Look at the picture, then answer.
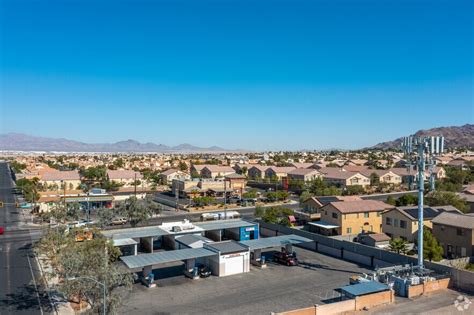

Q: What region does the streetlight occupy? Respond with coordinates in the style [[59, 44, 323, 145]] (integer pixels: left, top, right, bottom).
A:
[[67, 276, 106, 315]]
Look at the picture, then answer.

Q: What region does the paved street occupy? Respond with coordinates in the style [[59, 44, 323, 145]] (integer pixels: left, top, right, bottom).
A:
[[0, 162, 51, 315], [119, 247, 372, 315]]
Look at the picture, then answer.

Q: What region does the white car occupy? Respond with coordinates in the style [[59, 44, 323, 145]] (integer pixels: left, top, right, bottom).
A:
[[111, 217, 127, 225]]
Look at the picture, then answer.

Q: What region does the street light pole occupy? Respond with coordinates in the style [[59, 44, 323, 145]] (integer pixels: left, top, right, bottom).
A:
[[67, 276, 106, 315]]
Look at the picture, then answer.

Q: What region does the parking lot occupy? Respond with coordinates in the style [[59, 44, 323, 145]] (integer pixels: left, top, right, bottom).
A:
[[119, 247, 372, 315]]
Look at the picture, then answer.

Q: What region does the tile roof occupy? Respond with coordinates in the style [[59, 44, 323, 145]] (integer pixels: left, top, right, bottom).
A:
[[291, 162, 314, 169], [161, 168, 179, 176], [107, 170, 143, 180], [319, 168, 366, 180], [366, 233, 391, 242], [202, 165, 235, 173], [432, 212, 474, 229], [41, 170, 81, 181], [325, 200, 393, 214], [267, 166, 296, 173], [288, 168, 321, 176]]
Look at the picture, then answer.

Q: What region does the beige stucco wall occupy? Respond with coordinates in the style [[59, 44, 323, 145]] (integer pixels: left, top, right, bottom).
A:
[[321, 204, 383, 235]]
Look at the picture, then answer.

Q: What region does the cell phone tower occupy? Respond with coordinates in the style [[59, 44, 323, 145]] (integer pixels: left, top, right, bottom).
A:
[[401, 135, 444, 269]]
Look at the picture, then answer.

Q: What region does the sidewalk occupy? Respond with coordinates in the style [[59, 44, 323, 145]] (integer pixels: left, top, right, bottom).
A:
[[35, 254, 75, 315]]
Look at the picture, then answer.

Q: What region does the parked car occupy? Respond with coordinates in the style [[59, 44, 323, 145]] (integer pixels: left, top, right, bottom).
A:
[[196, 264, 211, 278], [111, 217, 127, 225], [273, 250, 298, 266], [0, 226, 4, 235]]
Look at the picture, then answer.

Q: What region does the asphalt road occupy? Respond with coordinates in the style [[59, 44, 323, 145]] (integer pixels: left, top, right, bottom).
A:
[[0, 162, 51, 315]]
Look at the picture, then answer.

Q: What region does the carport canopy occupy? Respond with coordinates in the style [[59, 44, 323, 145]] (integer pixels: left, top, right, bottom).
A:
[[121, 247, 216, 269], [308, 221, 339, 229], [239, 234, 312, 251], [113, 238, 138, 246]]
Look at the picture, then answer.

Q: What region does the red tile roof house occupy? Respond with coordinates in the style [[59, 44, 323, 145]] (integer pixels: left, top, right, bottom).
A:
[[264, 166, 296, 180], [247, 165, 270, 180], [160, 169, 191, 185], [319, 168, 371, 188], [107, 170, 144, 188], [40, 170, 82, 191], [287, 168, 321, 182], [200, 165, 235, 179]]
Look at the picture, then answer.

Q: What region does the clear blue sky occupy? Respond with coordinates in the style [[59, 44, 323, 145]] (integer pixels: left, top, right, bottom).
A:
[[0, 0, 472, 150]]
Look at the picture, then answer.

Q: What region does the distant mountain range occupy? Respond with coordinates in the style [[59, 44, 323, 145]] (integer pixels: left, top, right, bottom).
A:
[[0, 133, 234, 153], [371, 124, 474, 150]]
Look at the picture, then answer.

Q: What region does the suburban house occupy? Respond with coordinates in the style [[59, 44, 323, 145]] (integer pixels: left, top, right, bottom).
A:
[[382, 206, 462, 242], [301, 195, 362, 213], [432, 212, 474, 258], [312, 200, 394, 236], [391, 167, 418, 184], [287, 168, 321, 182], [429, 166, 447, 180], [345, 159, 368, 166], [458, 185, 474, 213], [190, 164, 206, 176], [265, 166, 296, 180], [247, 165, 270, 180], [107, 170, 144, 188], [160, 169, 190, 185], [319, 168, 370, 188], [200, 165, 235, 179], [365, 170, 402, 185], [40, 170, 81, 191], [342, 166, 402, 185], [290, 162, 314, 169]]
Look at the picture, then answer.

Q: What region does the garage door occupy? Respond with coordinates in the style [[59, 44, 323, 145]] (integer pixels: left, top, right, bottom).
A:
[[224, 255, 244, 276]]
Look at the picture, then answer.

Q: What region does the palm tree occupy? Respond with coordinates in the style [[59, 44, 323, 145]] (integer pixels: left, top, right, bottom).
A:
[[389, 238, 409, 254]]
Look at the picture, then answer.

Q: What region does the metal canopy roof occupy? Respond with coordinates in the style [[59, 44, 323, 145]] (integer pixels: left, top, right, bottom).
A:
[[195, 219, 257, 231], [121, 248, 216, 269], [340, 281, 389, 297], [102, 226, 169, 240], [239, 234, 312, 251], [113, 238, 139, 246], [308, 221, 340, 229]]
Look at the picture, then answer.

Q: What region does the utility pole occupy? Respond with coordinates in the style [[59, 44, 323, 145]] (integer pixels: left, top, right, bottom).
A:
[[175, 184, 179, 212], [134, 173, 137, 197], [224, 179, 227, 220]]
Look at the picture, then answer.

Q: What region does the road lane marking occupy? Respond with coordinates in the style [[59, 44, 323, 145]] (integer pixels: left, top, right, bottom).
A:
[[27, 253, 44, 315]]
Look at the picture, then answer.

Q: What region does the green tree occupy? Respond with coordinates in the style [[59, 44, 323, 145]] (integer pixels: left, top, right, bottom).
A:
[[10, 161, 27, 173], [119, 196, 152, 227], [386, 196, 397, 206], [425, 191, 468, 213], [242, 189, 258, 199], [299, 190, 312, 204], [97, 207, 116, 227], [423, 228, 443, 262], [396, 194, 418, 206], [344, 185, 365, 196], [178, 161, 188, 172], [261, 206, 294, 226], [254, 205, 265, 218], [389, 238, 409, 254], [369, 173, 380, 186], [56, 230, 133, 313]]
